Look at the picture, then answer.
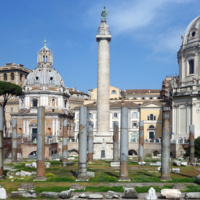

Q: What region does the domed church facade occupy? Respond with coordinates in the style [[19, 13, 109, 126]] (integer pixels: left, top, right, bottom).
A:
[[171, 16, 200, 139], [11, 42, 73, 156]]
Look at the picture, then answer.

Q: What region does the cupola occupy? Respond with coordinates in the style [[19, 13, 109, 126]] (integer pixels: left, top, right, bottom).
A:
[[37, 40, 53, 68]]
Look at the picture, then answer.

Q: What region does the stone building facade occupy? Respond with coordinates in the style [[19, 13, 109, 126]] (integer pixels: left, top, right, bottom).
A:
[[68, 88, 90, 109], [171, 16, 200, 140], [74, 99, 164, 159], [88, 86, 121, 101], [11, 42, 73, 157], [0, 63, 32, 136]]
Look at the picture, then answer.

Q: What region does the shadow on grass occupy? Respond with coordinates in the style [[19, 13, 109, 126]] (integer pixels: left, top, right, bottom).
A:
[[177, 172, 195, 178], [137, 171, 159, 178], [70, 170, 78, 177], [104, 171, 119, 178]]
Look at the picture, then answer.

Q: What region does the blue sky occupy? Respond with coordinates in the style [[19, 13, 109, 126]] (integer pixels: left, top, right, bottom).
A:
[[0, 0, 200, 93]]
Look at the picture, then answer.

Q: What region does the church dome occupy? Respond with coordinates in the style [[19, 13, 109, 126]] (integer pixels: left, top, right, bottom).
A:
[[25, 67, 65, 87], [24, 41, 65, 88], [182, 16, 200, 46]]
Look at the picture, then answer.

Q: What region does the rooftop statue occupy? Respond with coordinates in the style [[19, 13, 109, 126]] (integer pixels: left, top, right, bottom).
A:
[[101, 7, 108, 21]]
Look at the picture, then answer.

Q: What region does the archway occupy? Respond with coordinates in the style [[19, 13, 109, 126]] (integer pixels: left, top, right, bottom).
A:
[[153, 150, 159, 156], [128, 149, 137, 156], [68, 149, 79, 156], [28, 151, 37, 159]]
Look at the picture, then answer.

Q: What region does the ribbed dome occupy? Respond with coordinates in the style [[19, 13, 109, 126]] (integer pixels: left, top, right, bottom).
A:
[[24, 41, 65, 88], [182, 16, 200, 46], [24, 67, 65, 87]]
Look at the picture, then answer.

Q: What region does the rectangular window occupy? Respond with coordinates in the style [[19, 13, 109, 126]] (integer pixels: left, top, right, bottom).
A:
[[32, 128, 37, 142], [132, 122, 138, 129], [149, 132, 154, 139], [189, 60, 194, 74], [101, 150, 105, 158], [10, 108, 13, 113], [113, 112, 118, 118], [132, 112, 138, 119], [88, 113, 93, 119], [89, 122, 93, 127], [33, 99, 38, 107], [111, 90, 116, 94]]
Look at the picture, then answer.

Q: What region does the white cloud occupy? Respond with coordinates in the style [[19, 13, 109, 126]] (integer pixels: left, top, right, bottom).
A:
[[109, 0, 166, 34], [153, 28, 184, 52], [87, 0, 193, 35], [86, 0, 193, 53]]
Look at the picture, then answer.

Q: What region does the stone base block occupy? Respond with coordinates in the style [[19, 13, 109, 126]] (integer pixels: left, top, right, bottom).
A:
[[118, 176, 130, 182], [34, 177, 47, 181], [11, 190, 37, 198], [124, 187, 138, 199], [160, 176, 172, 181], [86, 193, 103, 199], [93, 142, 113, 160], [76, 176, 88, 182], [41, 192, 59, 198], [161, 189, 181, 199], [110, 162, 120, 167], [185, 192, 200, 199], [70, 184, 86, 191]]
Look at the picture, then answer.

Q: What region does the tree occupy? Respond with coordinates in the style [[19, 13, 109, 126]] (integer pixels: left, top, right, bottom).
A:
[[0, 81, 22, 135], [184, 137, 200, 158]]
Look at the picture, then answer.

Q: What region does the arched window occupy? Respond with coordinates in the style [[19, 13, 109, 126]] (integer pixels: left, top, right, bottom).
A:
[[47, 127, 51, 135], [148, 114, 156, 121], [189, 60, 194, 74], [11, 73, 14, 80], [52, 98, 55, 107], [3, 73, 7, 81], [18, 128, 22, 134], [149, 125, 155, 129]]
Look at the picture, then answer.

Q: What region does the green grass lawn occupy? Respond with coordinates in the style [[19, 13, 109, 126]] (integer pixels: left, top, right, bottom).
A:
[[1, 158, 199, 195]]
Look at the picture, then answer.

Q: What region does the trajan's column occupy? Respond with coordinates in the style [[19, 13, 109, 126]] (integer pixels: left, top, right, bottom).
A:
[[94, 7, 112, 159]]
